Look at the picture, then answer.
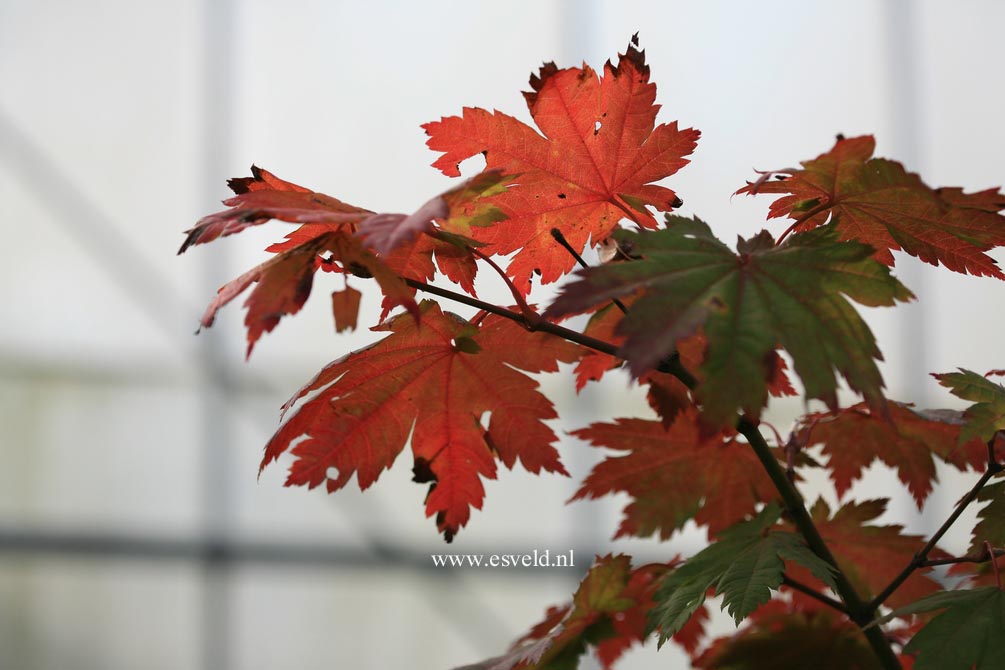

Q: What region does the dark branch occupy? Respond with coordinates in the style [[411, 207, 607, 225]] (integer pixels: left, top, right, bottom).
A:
[[921, 547, 1005, 568], [549, 228, 629, 315], [867, 458, 999, 612], [782, 574, 849, 615], [405, 279, 620, 357], [406, 270, 897, 668]]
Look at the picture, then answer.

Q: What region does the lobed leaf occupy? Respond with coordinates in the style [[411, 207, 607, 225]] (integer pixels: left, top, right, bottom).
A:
[[797, 402, 988, 509], [545, 217, 913, 426], [260, 302, 578, 541], [880, 587, 1005, 670], [934, 368, 1005, 444], [455, 555, 698, 670], [424, 35, 700, 293], [572, 411, 776, 540], [737, 135, 1005, 279], [649, 505, 836, 646]]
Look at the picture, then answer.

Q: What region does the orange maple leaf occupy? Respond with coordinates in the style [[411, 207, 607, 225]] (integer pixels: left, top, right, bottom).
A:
[[423, 35, 700, 292], [259, 302, 578, 541]]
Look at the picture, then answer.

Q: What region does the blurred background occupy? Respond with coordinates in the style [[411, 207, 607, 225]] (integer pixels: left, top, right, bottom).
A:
[[1, 1, 1003, 668]]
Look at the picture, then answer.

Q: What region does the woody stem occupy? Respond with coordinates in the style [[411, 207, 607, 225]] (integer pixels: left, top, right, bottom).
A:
[[868, 453, 1002, 611], [403, 274, 899, 669]]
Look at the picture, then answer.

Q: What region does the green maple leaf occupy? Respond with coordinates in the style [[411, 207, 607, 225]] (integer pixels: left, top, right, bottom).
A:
[[971, 481, 1005, 554], [933, 369, 1005, 444], [648, 504, 836, 646], [544, 216, 913, 426], [879, 587, 1005, 670]]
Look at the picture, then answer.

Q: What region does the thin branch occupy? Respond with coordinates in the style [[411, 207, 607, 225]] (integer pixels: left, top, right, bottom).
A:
[[404, 278, 619, 356], [922, 547, 1005, 568], [548, 228, 629, 315], [404, 277, 696, 385], [406, 269, 897, 667], [782, 574, 849, 615], [868, 461, 999, 611], [988, 436, 1002, 471]]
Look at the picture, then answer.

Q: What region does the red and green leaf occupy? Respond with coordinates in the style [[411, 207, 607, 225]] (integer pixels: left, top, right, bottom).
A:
[[545, 217, 913, 426], [457, 555, 704, 670], [737, 135, 1005, 279]]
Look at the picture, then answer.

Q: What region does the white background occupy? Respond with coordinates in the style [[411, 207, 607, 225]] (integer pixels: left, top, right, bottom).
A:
[[1, 1, 1003, 668]]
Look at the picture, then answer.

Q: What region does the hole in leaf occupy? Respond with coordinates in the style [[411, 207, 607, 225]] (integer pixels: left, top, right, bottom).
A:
[[594, 120, 602, 135]]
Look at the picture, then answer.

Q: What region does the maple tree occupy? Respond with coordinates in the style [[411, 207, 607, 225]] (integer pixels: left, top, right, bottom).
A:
[[180, 35, 1005, 670]]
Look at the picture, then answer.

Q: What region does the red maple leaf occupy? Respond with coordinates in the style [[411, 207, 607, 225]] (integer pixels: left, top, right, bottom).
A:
[[423, 35, 700, 292], [330, 284, 362, 333], [694, 601, 915, 670], [182, 166, 515, 353], [260, 302, 577, 541], [797, 402, 988, 509], [198, 226, 415, 357], [572, 411, 777, 540], [178, 165, 372, 253], [737, 135, 1005, 278], [788, 499, 946, 610], [458, 555, 705, 670]]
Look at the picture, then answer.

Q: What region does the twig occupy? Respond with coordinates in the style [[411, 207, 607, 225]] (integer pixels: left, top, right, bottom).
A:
[[867, 459, 999, 612], [403, 277, 696, 385], [549, 228, 628, 315], [921, 547, 1005, 567], [404, 278, 618, 357], [405, 271, 897, 668], [782, 574, 849, 615]]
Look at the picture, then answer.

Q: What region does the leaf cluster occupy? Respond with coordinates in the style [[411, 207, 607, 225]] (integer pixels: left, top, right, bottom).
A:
[[180, 34, 1005, 670]]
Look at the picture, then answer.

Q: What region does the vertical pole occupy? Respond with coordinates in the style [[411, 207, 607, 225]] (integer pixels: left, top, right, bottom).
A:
[[882, 0, 928, 406], [200, 1, 235, 669], [882, 0, 940, 534]]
